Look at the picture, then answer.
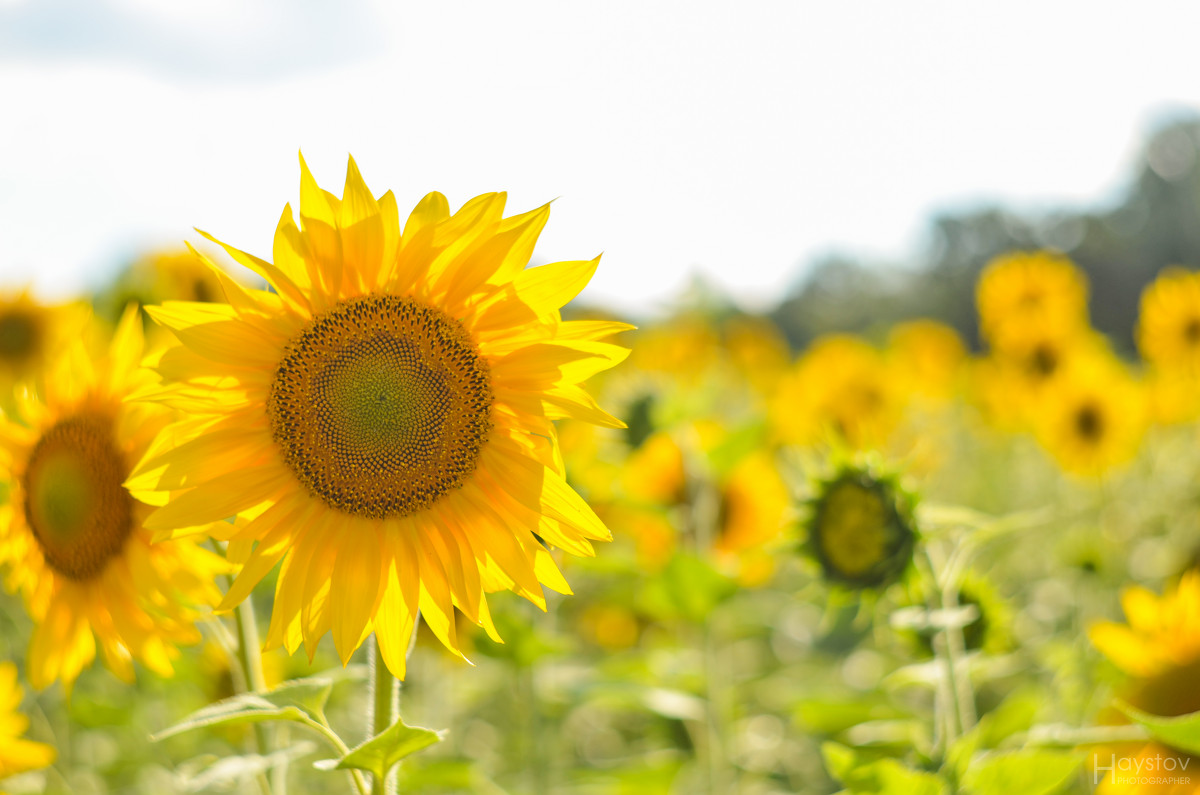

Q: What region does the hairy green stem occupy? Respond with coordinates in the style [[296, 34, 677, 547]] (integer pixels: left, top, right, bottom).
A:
[[207, 536, 274, 795], [370, 636, 400, 795], [915, 547, 960, 755]]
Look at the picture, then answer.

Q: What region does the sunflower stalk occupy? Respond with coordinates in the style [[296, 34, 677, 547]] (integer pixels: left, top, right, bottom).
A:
[[232, 594, 277, 794], [369, 636, 400, 795], [212, 539, 275, 795], [918, 542, 977, 755], [680, 429, 731, 795]]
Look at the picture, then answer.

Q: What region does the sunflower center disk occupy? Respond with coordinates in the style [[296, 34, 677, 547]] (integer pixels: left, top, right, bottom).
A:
[[23, 414, 134, 581], [0, 310, 37, 363], [818, 482, 888, 578], [268, 295, 494, 519]]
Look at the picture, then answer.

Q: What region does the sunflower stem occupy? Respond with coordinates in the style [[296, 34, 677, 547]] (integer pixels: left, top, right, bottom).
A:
[[915, 545, 958, 756], [370, 634, 400, 795], [225, 569, 274, 795], [234, 598, 273, 795]]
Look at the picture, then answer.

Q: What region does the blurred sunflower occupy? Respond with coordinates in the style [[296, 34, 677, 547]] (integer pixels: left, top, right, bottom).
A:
[[130, 156, 628, 678], [770, 335, 904, 450], [976, 250, 1089, 348], [713, 451, 790, 587], [1089, 572, 1200, 794], [95, 250, 239, 326], [0, 291, 87, 399], [0, 662, 55, 781], [630, 315, 719, 382], [621, 431, 687, 505], [722, 316, 790, 393], [806, 466, 916, 591], [0, 308, 226, 690], [1033, 354, 1146, 477], [1138, 267, 1200, 372], [970, 323, 1101, 430], [886, 319, 966, 403]]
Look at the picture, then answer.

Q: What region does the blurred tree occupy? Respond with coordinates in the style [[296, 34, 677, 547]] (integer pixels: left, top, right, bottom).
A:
[[772, 116, 1200, 354]]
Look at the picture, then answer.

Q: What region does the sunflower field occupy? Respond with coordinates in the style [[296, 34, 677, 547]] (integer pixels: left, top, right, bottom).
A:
[[6, 135, 1200, 795]]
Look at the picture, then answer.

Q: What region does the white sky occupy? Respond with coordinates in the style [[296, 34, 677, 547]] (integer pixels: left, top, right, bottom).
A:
[[1, 0, 1199, 314]]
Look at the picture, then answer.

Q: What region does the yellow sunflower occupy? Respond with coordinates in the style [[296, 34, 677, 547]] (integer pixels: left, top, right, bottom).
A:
[[770, 335, 904, 450], [1139, 267, 1200, 371], [0, 291, 87, 400], [713, 451, 790, 586], [1089, 572, 1200, 794], [0, 308, 227, 690], [969, 321, 1102, 430], [1033, 353, 1146, 477], [129, 156, 629, 678], [95, 249, 241, 326], [0, 662, 55, 782], [630, 315, 720, 382], [722, 316, 790, 393], [976, 250, 1089, 349], [621, 431, 687, 505], [886, 319, 965, 402]]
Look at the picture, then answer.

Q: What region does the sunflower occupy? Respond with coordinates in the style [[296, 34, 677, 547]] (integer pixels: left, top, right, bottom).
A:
[[1033, 353, 1146, 477], [1138, 267, 1200, 372], [621, 431, 687, 505], [722, 316, 790, 393], [0, 662, 55, 782], [0, 308, 227, 690], [806, 466, 916, 590], [713, 450, 790, 586], [1089, 572, 1200, 794], [886, 319, 966, 403], [129, 156, 629, 677], [976, 250, 1089, 349], [95, 249, 240, 327], [969, 321, 1102, 430], [770, 335, 904, 450], [0, 291, 88, 400], [629, 315, 720, 382]]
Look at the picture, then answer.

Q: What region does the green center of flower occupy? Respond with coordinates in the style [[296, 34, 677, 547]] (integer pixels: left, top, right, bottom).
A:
[[0, 310, 38, 363], [813, 474, 914, 589], [23, 414, 134, 581], [268, 295, 493, 519], [818, 482, 888, 578]]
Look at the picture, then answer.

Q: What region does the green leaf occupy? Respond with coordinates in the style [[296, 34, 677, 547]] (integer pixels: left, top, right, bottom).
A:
[[705, 421, 767, 477], [152, 693, 308, 742], [797, 698, 906, 734], [821, 742, 858, 783], [260, 676, 334, 719], [1118, 702, 1200, 755], [176, 743, 316, 792], [661, 553, 736, 623], [333, 717, 444, 782], [397, 759, 513, 794], [821, 743, 943, 794], [960, 750, 1081, 795]]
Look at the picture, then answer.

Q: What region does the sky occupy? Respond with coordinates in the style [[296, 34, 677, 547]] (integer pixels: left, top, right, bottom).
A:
[[2, 0, 1199, 314]]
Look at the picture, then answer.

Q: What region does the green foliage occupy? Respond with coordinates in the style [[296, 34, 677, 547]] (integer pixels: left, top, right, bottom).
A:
[[324, 717, 443, 783], [822, 742, 945, 794], [959, 750, 1081, 795], [1118, 702, 1200, 755], [174, 743, 317, 792], [640, 552, 736, 623], [152, 693, 313, 742]]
